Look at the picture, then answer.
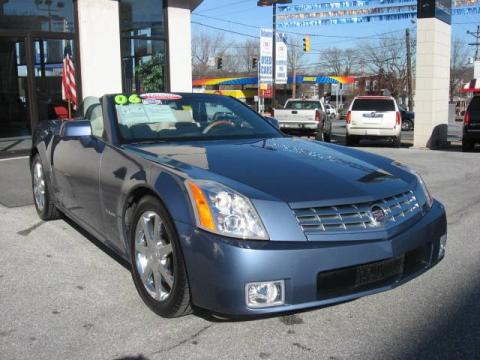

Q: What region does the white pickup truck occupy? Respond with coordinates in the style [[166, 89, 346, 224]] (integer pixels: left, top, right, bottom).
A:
[[273, 99, 331, 141]]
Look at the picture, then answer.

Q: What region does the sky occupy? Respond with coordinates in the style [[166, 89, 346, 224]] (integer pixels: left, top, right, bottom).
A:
[[192, 0, 480, 61]]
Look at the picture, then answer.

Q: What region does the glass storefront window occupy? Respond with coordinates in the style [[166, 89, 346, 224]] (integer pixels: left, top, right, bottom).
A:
[[120, 0, 166, 93], [0, 0, 75, 33], [120, 0, 165, 38]]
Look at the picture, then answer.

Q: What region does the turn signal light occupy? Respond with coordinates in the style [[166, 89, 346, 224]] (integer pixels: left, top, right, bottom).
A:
[[346, 111, 352, 124], [315, 110, 321, 122], [396, 111, 401, 126], [187, 181, 215, 231], [464, 111, 471, 125]]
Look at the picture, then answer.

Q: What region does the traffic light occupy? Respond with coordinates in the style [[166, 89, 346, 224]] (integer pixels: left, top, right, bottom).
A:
[[252, 57, 258, 70], [216, 57, 223, 70], [303, 36, 311, 53]]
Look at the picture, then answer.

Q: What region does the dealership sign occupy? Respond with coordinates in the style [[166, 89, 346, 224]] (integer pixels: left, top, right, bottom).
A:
[[259, 29, 288, 85]]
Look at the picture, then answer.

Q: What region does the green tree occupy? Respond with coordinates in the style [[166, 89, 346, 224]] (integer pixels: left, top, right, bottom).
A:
[[136, 55, 165, 92]]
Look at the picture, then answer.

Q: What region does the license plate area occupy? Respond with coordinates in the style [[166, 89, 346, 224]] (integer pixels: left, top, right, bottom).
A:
[[317, 255, 406, 300], [355, 256, 404, 287]]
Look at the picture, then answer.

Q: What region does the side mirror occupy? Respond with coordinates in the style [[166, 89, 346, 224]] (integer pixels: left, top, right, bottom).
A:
[[60, 119, 92, 138], [265, 116, 280, 129]]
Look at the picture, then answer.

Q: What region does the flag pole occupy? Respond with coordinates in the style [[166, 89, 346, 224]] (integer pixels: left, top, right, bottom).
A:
[[68, 98, 72, 120]]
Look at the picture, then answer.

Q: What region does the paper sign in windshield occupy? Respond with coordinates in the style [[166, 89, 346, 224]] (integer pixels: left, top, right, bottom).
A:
[[116, 104, 177, 125]]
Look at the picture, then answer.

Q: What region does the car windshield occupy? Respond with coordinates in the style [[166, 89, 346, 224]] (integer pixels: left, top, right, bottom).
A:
[[284, 101, 321, 110], [113, 93, 282, 143], [352, 99, 395, 112]]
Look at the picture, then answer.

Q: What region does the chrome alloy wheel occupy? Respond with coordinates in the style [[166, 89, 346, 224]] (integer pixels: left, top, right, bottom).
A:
[[134, 211, 174, 301], [33, 161, 46, 211]]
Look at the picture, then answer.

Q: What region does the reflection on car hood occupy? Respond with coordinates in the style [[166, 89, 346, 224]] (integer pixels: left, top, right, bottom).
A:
[[125, 137, 414, 204]]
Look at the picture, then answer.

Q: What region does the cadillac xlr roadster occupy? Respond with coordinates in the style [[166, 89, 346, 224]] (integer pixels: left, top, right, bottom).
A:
[[30, 93, 447, 317]]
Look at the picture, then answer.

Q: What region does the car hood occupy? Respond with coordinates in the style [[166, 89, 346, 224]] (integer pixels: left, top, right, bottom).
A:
[[125, 137, 415, 205]]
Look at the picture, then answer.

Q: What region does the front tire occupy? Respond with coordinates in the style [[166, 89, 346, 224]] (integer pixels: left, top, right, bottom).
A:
[[31, 154, 60, 220], [129, 195, 192, 318], [401, 119, 413, 131], [462, 138, 474, 152]]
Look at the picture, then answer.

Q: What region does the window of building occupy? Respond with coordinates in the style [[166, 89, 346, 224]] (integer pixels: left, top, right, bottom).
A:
[[0, 0, 75, 33], [120, 0, 167, 93]]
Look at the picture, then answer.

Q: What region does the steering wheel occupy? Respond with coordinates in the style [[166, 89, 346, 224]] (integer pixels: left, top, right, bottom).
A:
[[202, 120, 235, 134]]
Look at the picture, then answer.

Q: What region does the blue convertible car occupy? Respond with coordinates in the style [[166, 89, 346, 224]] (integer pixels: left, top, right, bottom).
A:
[[31, 93, 447, 317]]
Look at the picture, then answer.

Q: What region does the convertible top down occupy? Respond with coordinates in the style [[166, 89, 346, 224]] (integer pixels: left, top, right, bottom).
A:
[[31, 93, 447, 317]]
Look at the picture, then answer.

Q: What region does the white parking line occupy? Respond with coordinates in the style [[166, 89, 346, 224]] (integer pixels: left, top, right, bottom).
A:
[[0, 156, 29, 162]]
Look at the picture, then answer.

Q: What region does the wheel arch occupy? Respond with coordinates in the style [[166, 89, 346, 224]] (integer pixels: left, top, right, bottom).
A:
[[121, 178, 194, 256]]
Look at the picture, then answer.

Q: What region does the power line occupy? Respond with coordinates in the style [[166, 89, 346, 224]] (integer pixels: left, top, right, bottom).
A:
[[193, 13, 404, 40], [467, 24, 480, 60], [191, 21, 259, 39], [195, 0, 252, 14], [191, 21, 408, 55]]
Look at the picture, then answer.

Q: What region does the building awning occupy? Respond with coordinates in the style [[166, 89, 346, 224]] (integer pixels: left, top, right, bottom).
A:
[[461, 78, 480, 93], [193, 75, 355, 87]]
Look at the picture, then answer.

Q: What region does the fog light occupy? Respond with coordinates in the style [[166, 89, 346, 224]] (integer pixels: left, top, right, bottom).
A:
[[246, 280, 285, 308], [439, 233, 447, 259]]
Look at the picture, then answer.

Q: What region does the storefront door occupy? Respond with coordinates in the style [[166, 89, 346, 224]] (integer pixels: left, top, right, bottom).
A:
[[0, 33, 76, 156], [0, 36, 32, 153]]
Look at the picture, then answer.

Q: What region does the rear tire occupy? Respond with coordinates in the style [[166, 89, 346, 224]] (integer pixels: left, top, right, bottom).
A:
[[129, 195, 192, 318], [31, 154, 60, 221], [323, 131, 331, 143], [315, 130, 324, 141], [393, 135, 401, 148], [462, 138, 474, 152], [345, 135, 359, 146]]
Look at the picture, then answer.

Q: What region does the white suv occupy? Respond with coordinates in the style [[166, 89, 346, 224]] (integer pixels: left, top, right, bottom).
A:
[[345, 96, 402, 147]]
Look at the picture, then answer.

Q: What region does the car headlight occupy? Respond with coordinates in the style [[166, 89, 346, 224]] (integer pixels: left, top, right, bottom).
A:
[[186, 180, 269, 240], [392, 161, 433, 209]]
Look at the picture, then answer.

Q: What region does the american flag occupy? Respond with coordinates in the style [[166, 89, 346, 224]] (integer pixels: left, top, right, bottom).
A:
[[62, 44, 77, 111]]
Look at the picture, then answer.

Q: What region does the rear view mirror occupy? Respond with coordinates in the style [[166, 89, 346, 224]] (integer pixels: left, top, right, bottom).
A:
[[60, 119, 92, 138]]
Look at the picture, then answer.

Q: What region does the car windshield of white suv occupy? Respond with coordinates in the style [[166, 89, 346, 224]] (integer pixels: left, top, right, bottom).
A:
[[352, 99, 395, 112], [114, 93, 282, 143]]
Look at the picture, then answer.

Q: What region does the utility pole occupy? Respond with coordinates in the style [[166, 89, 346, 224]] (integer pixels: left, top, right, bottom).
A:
[[467, 25, 480, 78], [272, 2, 277, 109], [406, 28, 414, 112], [292, 44, 297, 98]]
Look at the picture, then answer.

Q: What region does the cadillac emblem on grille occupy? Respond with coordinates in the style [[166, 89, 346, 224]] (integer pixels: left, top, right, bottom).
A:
[[370, 205, 387, 225]]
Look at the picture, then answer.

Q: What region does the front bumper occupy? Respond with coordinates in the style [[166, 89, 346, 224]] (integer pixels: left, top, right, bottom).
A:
[[176, 200, 446, 316], [463, 128, 480, 140]]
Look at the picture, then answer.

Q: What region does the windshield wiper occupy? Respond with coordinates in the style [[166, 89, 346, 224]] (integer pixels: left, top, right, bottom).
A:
[[129, 139, 168, 145]]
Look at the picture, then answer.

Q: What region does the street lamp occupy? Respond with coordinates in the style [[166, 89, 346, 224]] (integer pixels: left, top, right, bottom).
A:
[[257, 0, 291, 110]]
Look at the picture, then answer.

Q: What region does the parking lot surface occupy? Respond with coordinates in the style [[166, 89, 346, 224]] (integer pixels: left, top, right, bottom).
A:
[[0, 140, 479, 359]]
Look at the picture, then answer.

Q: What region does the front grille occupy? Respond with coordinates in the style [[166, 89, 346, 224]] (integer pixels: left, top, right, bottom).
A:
[[294, 190, 420, 234]]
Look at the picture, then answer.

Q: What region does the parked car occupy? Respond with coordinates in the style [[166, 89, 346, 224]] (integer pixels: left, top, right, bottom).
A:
[[273, 99, 331, 141], [462, 94, 480, 152], [31, 93, 447, 318], [346, 96, 402, 147], [325, 103, 337, 119], [398, 104, 415, 131]]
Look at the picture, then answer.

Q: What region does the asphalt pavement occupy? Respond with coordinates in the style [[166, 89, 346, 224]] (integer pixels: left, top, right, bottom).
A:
[[0, 132, 479, 360]]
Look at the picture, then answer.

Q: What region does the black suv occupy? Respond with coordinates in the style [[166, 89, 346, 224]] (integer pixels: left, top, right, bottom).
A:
[[463, 95, 480, 152]]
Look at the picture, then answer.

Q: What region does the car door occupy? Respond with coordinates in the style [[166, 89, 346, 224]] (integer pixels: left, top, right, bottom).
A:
[[52, 103, 106, 234]]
